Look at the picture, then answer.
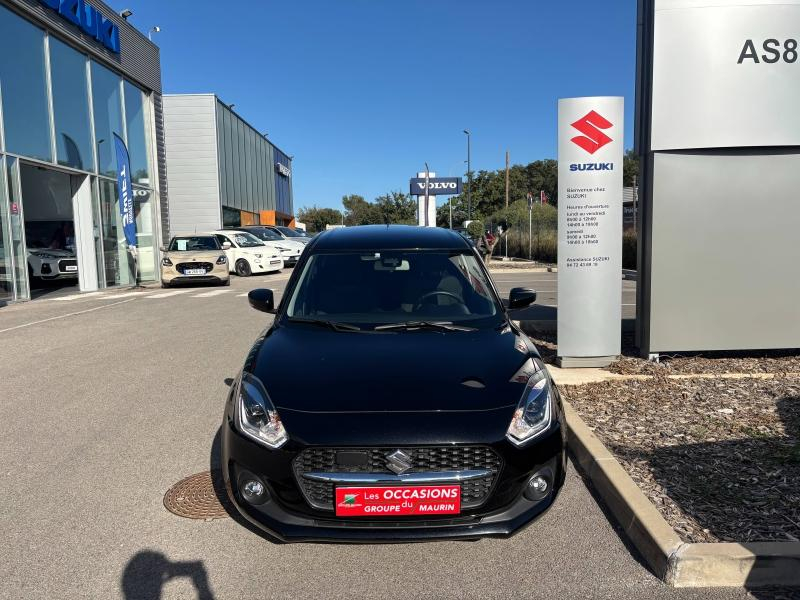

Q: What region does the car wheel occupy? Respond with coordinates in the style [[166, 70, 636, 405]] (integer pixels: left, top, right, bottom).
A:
[[235, 259, 252, 277], [161, 281, 170, 288]]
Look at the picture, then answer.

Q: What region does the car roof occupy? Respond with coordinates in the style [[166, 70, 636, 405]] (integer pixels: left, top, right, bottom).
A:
[[172, 233, 216, 238], [312, 225, 471, 251]]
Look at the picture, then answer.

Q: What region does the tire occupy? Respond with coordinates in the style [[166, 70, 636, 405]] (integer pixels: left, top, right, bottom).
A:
[[235, 259, 252, 277], [161, 281, 170, 288]]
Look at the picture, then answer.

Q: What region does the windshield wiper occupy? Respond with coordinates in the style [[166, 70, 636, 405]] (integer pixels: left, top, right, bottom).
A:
[[373, 321, 477, 332], [288, 317, 361, 332]]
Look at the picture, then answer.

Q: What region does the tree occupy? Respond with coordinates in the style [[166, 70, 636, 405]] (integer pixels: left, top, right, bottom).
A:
[[297, 205, 342, 233], [342, 194, 378, 226], [623, 149, 639, 188]]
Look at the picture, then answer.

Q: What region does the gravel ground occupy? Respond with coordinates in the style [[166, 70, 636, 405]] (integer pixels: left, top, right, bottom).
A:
[[564, 377, 800, 543]]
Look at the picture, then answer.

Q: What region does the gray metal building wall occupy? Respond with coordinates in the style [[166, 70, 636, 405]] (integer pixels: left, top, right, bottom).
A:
[[163, 95, 221, 234], [215, 99, 279, 216], [635, 0, 800, 354], [2, 0, 169, 239]]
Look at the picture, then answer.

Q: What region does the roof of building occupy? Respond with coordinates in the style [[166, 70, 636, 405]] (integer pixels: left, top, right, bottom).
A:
[[311, 225, 471, 251]]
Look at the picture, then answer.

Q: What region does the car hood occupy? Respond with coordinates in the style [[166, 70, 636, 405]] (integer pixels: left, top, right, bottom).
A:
[[237, 246, 279, 258], [164, 250, 222, 261], [28, 248, 74, 258], [249, 324, 538, 413], [272, 240, 304, 252]]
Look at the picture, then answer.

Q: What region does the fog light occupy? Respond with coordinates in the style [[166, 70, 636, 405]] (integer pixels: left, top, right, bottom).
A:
[[241, 479, 268, 504], [524, 471, 552, 502]]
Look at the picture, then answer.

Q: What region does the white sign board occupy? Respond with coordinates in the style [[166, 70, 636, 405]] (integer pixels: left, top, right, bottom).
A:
[[557, 97, 623, 366], [652, 0, 800, 150]]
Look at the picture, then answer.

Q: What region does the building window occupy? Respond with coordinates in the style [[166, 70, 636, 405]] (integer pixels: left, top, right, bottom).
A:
[[50, 37, 93, 171], [0, 5, 52, 161], [124, 81, 151, 186], [90, 61, 123, 178], [222, 205, 240, 228]]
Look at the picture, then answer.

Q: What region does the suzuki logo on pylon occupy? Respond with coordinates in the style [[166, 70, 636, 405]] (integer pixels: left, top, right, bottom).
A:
[[570, 110, 613, 154]]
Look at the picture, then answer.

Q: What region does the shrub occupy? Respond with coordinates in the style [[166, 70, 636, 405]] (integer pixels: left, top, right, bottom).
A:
[[622, 229, 637, 270]]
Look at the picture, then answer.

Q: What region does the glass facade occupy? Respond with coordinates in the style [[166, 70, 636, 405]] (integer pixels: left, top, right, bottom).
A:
[[0, 5, 159, 301], [124, 81, 150, 186], [91, 61, 123, 179], [50, 37, 94, 171], [0, 5, 51, 162]]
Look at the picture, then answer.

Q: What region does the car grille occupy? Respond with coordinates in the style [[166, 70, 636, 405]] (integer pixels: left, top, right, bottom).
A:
[[293, 446, 502, 512], [58, 259, 78, 272], [176, 262, 213, 274]]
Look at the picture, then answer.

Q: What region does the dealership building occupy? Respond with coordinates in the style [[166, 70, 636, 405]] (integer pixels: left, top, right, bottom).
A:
[[0, 0, 167, 302], [163, 94, 294, 235]]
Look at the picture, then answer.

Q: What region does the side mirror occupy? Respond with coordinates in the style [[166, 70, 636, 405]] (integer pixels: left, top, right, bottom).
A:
[[159, 246, 166, 253], [508, 287, 537, 309], [222, 242, 232, 250], [248, 288, 276, 314]]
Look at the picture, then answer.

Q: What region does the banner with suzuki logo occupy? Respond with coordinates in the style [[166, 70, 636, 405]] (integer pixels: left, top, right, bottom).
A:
[[557, 97, 623, 366]]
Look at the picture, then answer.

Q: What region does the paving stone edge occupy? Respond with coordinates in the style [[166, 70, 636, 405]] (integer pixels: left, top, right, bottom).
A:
[[563, 400, 800, 588]]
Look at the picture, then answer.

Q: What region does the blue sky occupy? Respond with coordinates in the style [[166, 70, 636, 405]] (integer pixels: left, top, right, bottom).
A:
[[123, 0, 637, 211]]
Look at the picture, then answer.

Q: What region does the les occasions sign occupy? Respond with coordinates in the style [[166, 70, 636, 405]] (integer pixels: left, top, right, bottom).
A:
[[38, 0, 120, 53]]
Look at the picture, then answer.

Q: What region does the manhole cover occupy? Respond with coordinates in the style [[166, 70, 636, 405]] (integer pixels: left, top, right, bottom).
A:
[[164, 471, 232, 520]]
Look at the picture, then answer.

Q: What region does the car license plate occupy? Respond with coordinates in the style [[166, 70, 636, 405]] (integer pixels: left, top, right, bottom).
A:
[[65, 265, 78, 272], [335, 485, 460, 517], [185, 268, 205, 275]]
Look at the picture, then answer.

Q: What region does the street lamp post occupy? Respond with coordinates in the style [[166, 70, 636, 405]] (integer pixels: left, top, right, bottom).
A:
[[463, 130, 472, 221]]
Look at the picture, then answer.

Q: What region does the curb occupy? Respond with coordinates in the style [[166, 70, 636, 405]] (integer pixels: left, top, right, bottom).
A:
[[563, 401, 800, 588]]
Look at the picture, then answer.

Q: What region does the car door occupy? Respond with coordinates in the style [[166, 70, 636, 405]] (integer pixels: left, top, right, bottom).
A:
[[214, 234, 237, 272]]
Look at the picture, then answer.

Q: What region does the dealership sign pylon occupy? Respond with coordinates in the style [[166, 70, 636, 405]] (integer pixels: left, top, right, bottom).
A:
[[556, 97, 623, 367]]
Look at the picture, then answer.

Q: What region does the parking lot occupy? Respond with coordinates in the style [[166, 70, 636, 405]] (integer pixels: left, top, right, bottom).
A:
[[0, 271, 752, 599]]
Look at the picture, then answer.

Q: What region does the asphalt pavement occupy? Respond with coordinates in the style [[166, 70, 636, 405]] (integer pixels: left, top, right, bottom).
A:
[[0, 270, 762, 599]]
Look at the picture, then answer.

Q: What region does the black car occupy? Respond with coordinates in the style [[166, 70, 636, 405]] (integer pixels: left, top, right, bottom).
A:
[[221, 225, 566, 542]]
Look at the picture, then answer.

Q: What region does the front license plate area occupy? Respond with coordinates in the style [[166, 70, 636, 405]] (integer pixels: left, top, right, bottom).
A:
[[64, 266, 78, 272], [184, 268, 205, 275], [335, 485, 461, 517]]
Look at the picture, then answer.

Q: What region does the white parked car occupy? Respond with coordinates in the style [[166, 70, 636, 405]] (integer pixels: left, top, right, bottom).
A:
[[27, 244, 79, 280], [230, 226, 305, 266], [212, 231, 284, 277], [271, 225, 312, 245]]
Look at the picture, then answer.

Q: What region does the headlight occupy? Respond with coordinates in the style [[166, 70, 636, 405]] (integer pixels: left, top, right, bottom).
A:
[[275, 245, 290, 252], [254, 253, 262, 259], [506, 359, 553, 446], [161, 257, 173, 266], [216, 255, 227, 265], [235, 372, 288, 449]]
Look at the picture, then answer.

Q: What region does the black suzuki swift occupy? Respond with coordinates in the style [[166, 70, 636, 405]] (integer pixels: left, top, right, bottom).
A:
[[221, 225, 566, 541]]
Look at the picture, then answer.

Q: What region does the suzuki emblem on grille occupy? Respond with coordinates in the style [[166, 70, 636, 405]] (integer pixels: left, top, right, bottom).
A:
[[385, 449, 413, 475]]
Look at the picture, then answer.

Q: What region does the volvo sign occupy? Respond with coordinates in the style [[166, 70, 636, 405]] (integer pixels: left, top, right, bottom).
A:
[[409, 177, 462, 196]]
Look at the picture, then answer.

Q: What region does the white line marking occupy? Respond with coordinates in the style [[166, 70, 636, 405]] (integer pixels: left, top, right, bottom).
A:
[[237, 293, 249, 297], [145, 290, 191, 299], [0, 298, 137, 334], [100, 291, 145, 299], [53, 291, 108, 301], [191, 289, 231, 298]]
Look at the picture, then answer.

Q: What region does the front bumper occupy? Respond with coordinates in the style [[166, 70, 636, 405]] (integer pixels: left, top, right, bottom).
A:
[[161, 263, 229, 285], [221, 408, 566, 542]]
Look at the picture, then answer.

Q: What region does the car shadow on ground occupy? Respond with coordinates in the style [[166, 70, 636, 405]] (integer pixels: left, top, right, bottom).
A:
[[120, 551, 215, 600], [639, 396, 799, 596]]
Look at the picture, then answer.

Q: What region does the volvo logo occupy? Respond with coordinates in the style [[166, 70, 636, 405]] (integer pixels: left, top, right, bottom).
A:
[[570, 110, 613, 155], [385, 449, 413, 475]]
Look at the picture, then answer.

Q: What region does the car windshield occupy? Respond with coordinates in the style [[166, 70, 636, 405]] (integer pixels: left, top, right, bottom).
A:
[[230, 232, 265, 248], [285, 251, 501, 328], [169, 236, 220, 251], [250, 228, 283, 241], [276, 226, 302, 238]]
